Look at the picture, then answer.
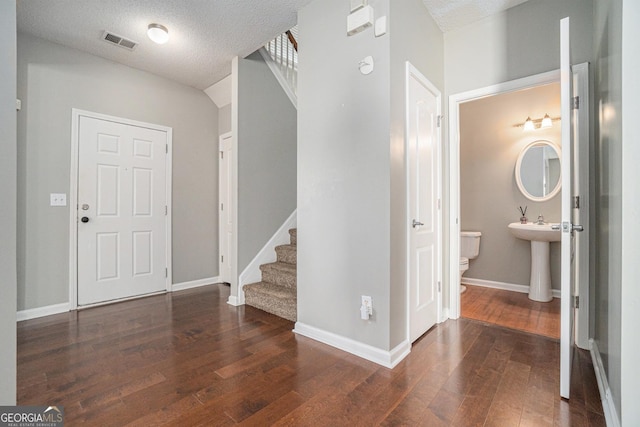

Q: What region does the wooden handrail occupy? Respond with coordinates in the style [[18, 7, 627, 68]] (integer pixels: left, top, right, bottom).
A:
[[285, 30, 298, 52]]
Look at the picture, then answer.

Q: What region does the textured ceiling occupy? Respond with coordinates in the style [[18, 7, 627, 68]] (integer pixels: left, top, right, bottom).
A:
[[422, 0, 530, 33], [17, 0, 314, 90], [17, 0, 528, 90]]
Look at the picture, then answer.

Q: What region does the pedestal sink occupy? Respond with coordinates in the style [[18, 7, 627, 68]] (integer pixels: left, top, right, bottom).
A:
[[508, 222, 561, 302]]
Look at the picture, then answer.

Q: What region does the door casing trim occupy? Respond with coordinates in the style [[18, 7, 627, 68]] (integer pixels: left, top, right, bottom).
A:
[[69, 109, 173, 310]]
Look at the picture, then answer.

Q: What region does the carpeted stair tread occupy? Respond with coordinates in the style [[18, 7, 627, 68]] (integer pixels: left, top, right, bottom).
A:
[[244, 281, 296, 322], [289, 228, 297, 246], [260, 262, 296, 289], [275, 244, 296, 265]]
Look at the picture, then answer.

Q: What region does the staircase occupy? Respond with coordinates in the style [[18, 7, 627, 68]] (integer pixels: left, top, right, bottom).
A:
[[243, 228, 297, 321]]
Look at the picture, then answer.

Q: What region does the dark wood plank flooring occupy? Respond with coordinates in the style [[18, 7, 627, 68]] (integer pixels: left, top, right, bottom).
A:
[[17, 285, 603, 426], [461, 285, 561, 339]]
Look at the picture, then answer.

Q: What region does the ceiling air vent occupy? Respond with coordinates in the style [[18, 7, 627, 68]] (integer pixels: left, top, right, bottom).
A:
[[101, 31, 138, 51]]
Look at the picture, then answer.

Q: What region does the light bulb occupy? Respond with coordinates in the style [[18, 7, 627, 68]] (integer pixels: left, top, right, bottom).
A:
[[541, 114, 552, 128]]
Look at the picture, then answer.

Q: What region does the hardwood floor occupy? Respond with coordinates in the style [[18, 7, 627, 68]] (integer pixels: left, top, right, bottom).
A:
[[17, 285, 603, 426], [461, 285, 561, 339]]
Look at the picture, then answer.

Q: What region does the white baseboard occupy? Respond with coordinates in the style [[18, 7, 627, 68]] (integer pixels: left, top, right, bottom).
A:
[[238, 210, 296, 305], [462, 277, 561, 299], [590, 339, 620, 427], [293, 322, 411, 369], [227, 295, 241, 306], [172, 276, 220, 292], [17, 302, 70, 322]]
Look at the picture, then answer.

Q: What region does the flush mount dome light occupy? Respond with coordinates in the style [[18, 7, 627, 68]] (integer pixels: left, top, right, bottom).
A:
[[147, 23, 169, 44]]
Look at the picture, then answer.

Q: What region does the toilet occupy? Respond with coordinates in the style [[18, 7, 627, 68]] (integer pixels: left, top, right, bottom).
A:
[[460, 231, 482, 293]]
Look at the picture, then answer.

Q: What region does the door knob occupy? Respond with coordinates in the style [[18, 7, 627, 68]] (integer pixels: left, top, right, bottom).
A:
[[412, 219, 424, 228], [81, 216, 90, 223]]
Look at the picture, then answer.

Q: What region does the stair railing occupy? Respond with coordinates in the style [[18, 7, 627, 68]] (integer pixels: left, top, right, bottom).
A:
[[261, 27, 298, 104]]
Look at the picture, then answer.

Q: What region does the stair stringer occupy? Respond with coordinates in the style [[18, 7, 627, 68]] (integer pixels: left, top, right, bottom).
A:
[[238, 209, 297, 305], [258, 47, 297, 109]]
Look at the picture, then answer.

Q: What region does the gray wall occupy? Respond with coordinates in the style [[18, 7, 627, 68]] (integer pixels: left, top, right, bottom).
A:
[[444, 0, 594, 96], [460, 83, 562, 289], [620, 1, 640, 422], [593, 0, 622, 418], [237, 52, 297, 272], [388, 0, 444, 348], [17, 33, 219, 310], [298, 0, 393, 350], [0, 0, 17, 405]]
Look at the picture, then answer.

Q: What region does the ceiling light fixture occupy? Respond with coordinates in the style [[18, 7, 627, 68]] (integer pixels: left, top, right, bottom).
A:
[[147, 23, 169, 44]]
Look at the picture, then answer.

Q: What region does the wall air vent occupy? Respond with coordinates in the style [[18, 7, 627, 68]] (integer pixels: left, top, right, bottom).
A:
[[101, 31, 138, 51]]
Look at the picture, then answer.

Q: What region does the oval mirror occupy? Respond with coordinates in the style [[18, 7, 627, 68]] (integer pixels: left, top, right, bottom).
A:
[[515, 140, 561, 201]]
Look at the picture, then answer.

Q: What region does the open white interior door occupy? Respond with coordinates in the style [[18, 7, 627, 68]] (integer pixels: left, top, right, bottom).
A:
[[559, 16, 582, 399], [407, 62, 442, 342]]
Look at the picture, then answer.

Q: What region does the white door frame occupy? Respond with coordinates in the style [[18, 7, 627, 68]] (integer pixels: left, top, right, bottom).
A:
[[405, 62, 443, 343], [218, 131, 234, 285], [447, 66, 590, 338], [68, 109, 173, 310]]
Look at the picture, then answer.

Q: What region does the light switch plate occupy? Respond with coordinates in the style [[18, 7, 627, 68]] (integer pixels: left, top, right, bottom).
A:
[[375, 16, 387, 37], [50, 193, 67, 207]]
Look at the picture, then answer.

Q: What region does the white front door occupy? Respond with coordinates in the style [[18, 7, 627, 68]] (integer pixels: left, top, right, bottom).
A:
[[77, 114, 169, 306], [559, 17, 582, 399], [407, 63, 442, 343], [218, 132, 234, 284]]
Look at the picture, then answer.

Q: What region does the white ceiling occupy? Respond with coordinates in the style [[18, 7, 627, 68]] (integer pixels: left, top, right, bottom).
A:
[[17, 0, 528, 91], [422, 0, 530, 32]]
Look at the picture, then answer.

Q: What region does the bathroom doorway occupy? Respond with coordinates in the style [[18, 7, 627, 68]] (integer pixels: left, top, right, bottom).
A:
[[447, 66, 590, 343], [460, 82, 561, 338]]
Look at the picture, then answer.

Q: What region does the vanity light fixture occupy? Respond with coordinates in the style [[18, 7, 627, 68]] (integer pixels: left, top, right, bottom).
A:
[[523, 116, 535, 132], [516, 114, 561, 131], [147, 23, 169, 44]]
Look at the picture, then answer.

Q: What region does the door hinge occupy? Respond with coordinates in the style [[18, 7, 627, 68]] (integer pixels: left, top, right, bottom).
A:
[[572, 96, 580, 110], [437, 198, 441, 210], [165, 267, 168, 278], [438, 281, 441, 292], [220, 203, 224, 211], [165, 205, 168, 215], [220, 151, 224, 159], [221, 255, 224, 263], [573, 196, 580, 209], [166, 144, 168, 154], [573, 295, 579, 309], [437, 115, 443, 128]]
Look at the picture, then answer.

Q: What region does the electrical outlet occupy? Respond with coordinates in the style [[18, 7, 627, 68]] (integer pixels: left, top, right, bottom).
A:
[[50, 193, 67, 207], [361, 295, 372, 315]]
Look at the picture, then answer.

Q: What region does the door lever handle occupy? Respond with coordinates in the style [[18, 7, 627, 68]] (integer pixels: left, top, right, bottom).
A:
[[551, 223, 584, 232], [412, 219, 424, 228]]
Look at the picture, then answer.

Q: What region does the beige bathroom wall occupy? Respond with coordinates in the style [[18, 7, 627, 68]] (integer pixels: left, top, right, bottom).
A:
[[460, 83, 562, 290]]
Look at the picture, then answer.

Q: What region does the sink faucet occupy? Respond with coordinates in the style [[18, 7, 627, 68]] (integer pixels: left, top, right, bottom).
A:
[[537, 214, 545, 225]]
